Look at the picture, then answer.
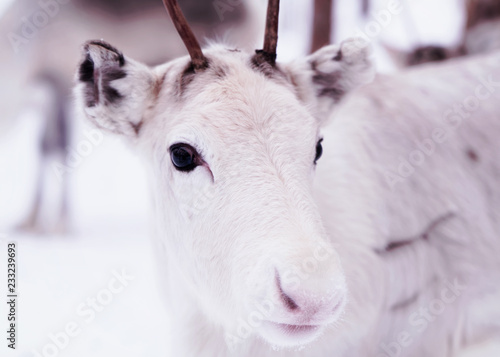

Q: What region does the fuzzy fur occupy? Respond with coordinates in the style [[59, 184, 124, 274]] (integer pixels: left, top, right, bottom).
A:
[[74, 38, 500, 357]]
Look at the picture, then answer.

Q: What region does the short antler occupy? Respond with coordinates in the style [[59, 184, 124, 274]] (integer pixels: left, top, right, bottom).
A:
[[162, 0, 208, 71], [257, 0, 280, 65]]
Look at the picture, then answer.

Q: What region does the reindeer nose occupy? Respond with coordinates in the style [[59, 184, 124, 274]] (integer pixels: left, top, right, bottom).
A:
[[274, 268, 346, 317], [277, 274, 300, 311]]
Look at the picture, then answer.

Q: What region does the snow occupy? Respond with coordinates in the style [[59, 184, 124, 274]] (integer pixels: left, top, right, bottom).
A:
[[0, 233, 171, 357], [0, 114, 170, 356]]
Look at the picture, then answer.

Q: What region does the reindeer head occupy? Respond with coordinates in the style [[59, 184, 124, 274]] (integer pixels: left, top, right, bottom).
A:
[[74, 0, 374, 349]]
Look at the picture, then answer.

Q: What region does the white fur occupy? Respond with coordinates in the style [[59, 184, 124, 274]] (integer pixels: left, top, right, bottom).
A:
[[75, 38, 500, 356]]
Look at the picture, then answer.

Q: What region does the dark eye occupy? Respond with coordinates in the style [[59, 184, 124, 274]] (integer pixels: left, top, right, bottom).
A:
[[170, 144, 198, 172], [314, 139, 323, 164]]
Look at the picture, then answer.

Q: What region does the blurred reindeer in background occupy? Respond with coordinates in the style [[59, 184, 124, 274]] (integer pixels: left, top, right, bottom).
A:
[[311, 0, 500, 69], [0, 0, 255, 234], [464, 0, 500, 55], [391, 0, 500, 67]]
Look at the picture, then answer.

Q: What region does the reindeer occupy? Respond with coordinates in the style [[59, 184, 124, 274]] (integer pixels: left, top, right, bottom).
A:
[[0, 0, 254, 233], [74, 0, 500, 356]]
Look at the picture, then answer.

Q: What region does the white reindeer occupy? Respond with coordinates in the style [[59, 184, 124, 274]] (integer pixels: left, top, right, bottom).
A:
[[74, 0, 500, 356], [0, 0, 255, 233]]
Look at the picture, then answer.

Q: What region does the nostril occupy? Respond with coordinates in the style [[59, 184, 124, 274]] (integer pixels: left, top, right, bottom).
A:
[[281, 289, 299, 311], [276, 272, 299, 311]]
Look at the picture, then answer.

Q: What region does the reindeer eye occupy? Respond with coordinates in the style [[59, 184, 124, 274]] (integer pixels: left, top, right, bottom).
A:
[[170, 144, 198, 172], [314, 139, 323, 164]]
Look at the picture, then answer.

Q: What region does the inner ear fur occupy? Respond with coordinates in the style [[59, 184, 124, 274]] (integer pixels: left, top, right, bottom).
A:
[[75, 40, 156, 137], [285, 37, 375, 120]]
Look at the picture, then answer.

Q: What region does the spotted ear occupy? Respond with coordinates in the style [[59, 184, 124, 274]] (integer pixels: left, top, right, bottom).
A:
[[75, 40, 156, 136], [287, 37, 375, 121]]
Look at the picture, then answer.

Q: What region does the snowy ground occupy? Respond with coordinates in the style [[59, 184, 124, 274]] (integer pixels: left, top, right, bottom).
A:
[[0, 232, 171, 357], [0, 0, 499, 356], [0, 114, 171, 357]]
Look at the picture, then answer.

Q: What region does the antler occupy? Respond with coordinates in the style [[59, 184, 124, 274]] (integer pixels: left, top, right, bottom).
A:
[[259, 0, 281, 65], [162, 0, 208, 70]]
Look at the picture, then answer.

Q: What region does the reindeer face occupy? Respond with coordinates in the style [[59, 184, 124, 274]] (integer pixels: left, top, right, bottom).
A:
[[75, 38, 373, 348]]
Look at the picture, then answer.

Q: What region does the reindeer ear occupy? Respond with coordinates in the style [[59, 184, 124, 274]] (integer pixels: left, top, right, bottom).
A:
[[75, 40, 156, 136], [287, 37, 375, 121]]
